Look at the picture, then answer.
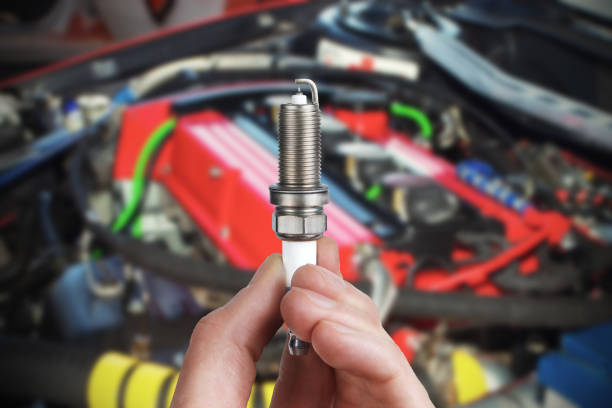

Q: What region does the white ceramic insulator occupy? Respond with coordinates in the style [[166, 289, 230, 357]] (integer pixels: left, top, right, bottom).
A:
[[282, 240, 317, 287], [291, 93, 308, 105]]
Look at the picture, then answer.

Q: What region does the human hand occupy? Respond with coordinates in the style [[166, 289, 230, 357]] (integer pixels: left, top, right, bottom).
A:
[[171, 237, 433, 407]]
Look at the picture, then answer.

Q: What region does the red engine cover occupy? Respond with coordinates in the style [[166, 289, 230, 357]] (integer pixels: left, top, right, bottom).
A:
[[114, 96, 573, 294], [115, 102, 376, 281]]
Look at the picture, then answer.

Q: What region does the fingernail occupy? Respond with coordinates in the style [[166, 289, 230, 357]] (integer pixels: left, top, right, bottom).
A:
[[250, 254, 282, 286], [302, 289, 337, 309]]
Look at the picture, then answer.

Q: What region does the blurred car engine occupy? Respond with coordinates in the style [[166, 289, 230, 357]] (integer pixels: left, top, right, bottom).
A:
[[1, 1, 612, 407]]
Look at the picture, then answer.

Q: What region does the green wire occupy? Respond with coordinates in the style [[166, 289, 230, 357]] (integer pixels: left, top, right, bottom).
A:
[[390, 102, 433, 139], [365, 184, 383, 201], [112, 117, 177, 234], [131, 217, 143, 238]]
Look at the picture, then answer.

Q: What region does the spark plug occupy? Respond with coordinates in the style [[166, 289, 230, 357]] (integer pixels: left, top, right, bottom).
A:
[[270, 79, 328, 356]]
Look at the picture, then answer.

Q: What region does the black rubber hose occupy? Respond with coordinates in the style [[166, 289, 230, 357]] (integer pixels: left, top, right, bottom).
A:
[[0, 337, 97, 406], [391, 289, 612, 328], [90, 223, 251, 290], [491, 262, 580, 293]]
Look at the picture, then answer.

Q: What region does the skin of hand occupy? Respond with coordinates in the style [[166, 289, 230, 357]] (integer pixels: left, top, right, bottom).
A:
[[170, 237, 434, 408]]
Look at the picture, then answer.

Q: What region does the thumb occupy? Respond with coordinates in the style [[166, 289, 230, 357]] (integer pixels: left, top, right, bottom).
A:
[[171, 254, 285, 408]]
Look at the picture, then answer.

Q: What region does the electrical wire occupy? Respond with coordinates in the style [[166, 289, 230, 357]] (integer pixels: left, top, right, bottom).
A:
[[126, 122, 177, 237], [111, 117, 177, 234], [390, 102, 433, 139]]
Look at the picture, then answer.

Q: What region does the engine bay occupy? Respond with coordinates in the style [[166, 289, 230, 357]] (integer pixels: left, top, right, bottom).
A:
[[1, 1, 612, 407]]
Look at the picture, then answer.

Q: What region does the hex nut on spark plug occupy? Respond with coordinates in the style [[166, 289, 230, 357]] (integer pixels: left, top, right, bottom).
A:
[[272, 211, 327, 241], [270, 186, 328, 240]]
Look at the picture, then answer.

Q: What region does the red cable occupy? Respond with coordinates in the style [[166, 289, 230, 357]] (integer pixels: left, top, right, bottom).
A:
[[421, 228, 548, 291]]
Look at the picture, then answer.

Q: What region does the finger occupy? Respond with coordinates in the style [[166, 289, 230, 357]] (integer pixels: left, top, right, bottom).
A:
[[270, 344, 335, 408], [317, 236, 340, 275], [311, 320, 433, 408], [171, 254, 285, 408], [280, 287, 381, 342], [291, 264, 379, 322]]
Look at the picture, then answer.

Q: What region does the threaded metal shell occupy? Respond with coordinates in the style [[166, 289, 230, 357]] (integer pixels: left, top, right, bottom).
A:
[[278, 103, 321, 189]]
